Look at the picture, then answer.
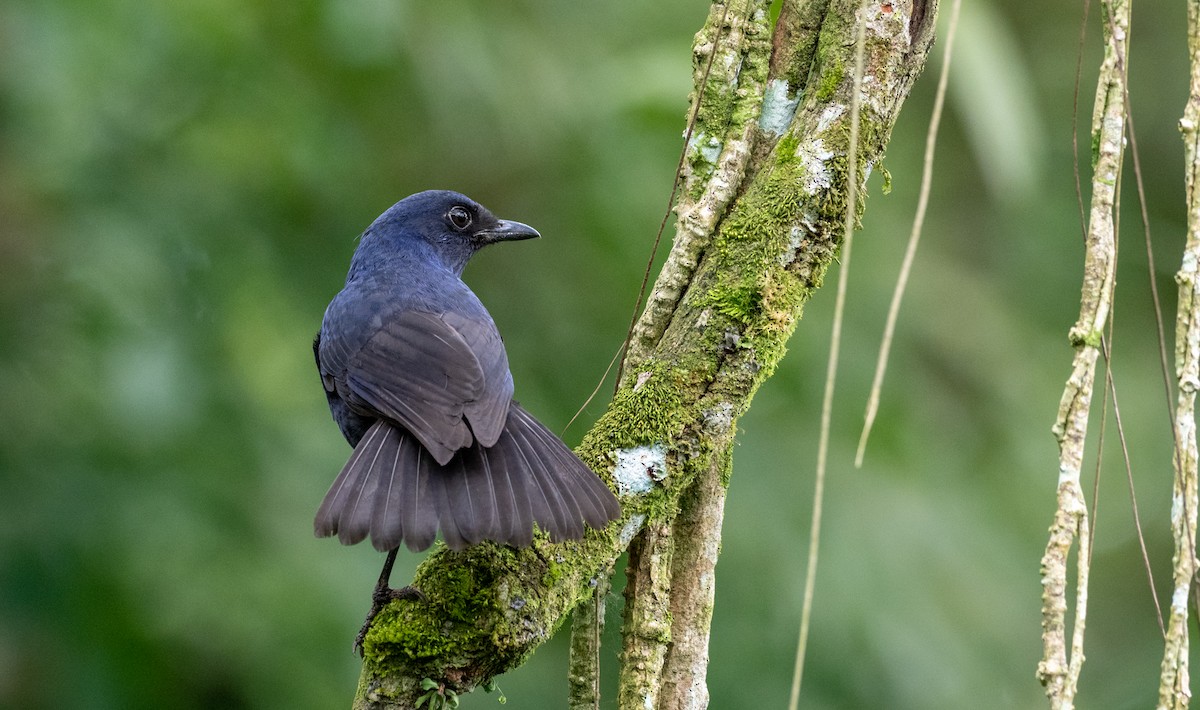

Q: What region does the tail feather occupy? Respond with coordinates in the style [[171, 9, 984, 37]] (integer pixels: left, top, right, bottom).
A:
[[487, 438, 534, 547], [315, 405, 622, 552], [513, 405, 620, 529], [478, 445, 519, 544], [466, 445, 503, 540], [548, 438, 614, 529], [314, 421, 381, 538], [507, 426, 578, 541], [431, 465, 467, 550], [496, 430, 557, 543], [315, 421, 389, 545], [442, 451, 489, 547], [402, 447, 439, 552], [339, 429, 388, 545], [368, 429, 412, 551]]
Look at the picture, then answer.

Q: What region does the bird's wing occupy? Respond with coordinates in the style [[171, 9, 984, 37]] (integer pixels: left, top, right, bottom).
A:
[[313, 333, 335, 392], [340, 309, 513, 465], [440, 309, 514, 446]]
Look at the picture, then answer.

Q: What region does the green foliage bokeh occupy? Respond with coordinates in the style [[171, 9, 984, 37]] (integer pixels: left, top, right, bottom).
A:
[[0, 0, 1192, 707]]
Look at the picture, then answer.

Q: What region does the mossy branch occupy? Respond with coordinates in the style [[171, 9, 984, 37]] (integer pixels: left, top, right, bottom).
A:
[[351, 1, 936, 707], [616, 4, 771, 706]]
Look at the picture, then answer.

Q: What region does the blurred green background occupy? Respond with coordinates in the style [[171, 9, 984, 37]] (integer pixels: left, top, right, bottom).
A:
[[0, 0, 1192, 707]]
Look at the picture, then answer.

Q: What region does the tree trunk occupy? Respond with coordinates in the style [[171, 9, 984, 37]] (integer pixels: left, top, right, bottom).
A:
[[351, 1, 937, 706]]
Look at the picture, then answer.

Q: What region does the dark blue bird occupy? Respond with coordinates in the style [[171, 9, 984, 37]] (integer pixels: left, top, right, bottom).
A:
[[313, 190, 621, 554]]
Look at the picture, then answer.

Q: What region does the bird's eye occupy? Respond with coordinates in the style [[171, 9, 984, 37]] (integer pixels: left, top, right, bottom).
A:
[[447, 206, 472, 230]]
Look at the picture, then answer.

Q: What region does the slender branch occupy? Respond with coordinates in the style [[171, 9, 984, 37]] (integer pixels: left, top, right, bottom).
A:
[[1157, 1, 1200, 704], [1098, 339, 1165, 634], [789, 0, 870, 702], [615, 2, 734, 391], [657, 439, 734, 710], [1037, 0, 1128, 705], [856, 0, 962, 465], [567, 568, 610, 710], [617, 523, 674, 709]]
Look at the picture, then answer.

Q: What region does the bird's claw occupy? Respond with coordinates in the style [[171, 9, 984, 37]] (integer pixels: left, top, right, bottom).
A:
[[375, 583, 424, 605]]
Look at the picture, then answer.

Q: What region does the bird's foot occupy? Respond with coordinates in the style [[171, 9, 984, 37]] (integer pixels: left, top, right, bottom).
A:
[[353, 585, 425, 656]]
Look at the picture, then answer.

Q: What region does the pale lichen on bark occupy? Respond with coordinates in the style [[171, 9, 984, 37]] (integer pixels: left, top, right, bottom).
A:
[[349, 1, 936, 706], [1037, 0, 1128, 707]]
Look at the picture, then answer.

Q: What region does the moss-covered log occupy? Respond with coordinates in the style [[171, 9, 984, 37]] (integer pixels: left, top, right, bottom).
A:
[[352, 1, 936, 706]]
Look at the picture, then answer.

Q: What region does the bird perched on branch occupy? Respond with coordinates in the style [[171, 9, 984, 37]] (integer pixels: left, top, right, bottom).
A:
[[312, 190, 621, 649]]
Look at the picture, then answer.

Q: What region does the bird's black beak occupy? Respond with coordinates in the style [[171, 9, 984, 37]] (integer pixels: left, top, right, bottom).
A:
[[477, 219, 540, 245]]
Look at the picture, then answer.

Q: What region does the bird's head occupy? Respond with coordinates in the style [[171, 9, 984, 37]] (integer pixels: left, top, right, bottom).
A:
[[363, 190, 540, 275]]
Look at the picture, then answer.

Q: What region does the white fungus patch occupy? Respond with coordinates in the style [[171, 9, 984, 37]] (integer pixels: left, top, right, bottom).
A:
[[726, 54, 744, 77], [618, 514, 647, 548], [1182, 249, 1197, 274], [613, 443, 668, 496], [779, 225, 807, 266], [759, 79, 800, 137], [816, 103, 846, 133], [687, 131, 722, 168], [702, 403, 734, 433], [797, 138, 835, 194], [1174, 584, 1190, 614]]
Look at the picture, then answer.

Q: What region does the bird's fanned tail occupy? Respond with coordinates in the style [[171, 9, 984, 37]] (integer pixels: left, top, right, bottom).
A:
[[314, 404, 621, 552]]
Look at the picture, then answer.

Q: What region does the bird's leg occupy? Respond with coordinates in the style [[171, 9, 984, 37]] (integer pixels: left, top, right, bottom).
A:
[[353, 548, 424, 656]]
